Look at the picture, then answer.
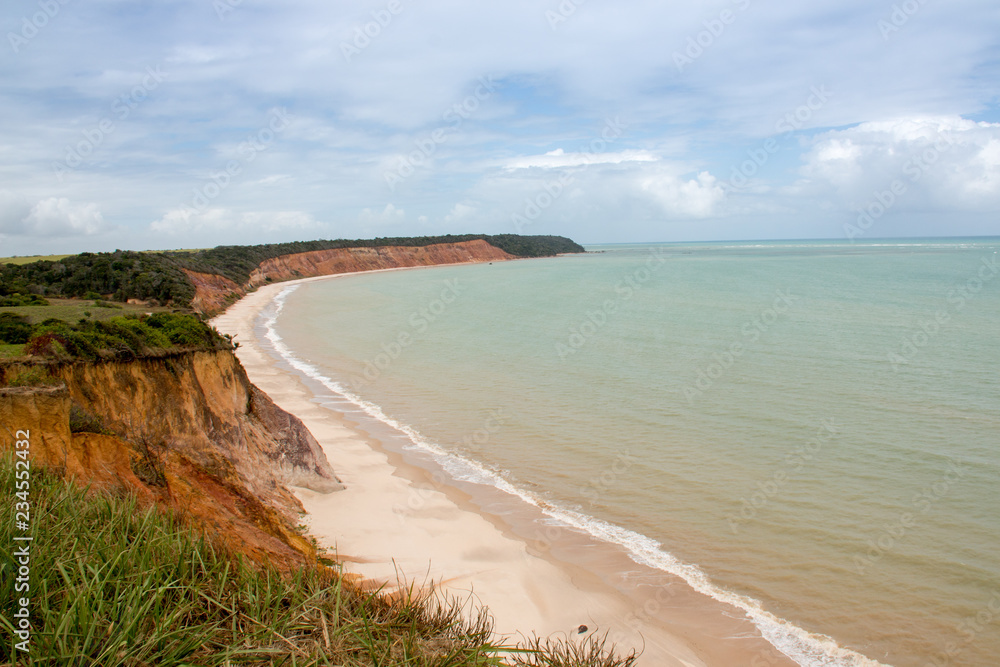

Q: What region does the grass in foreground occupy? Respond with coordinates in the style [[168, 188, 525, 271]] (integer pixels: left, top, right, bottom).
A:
[[0, 459, 636, 666]]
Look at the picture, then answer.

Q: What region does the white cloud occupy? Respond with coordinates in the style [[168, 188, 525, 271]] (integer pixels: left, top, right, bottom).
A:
[[359, 203, 405, 224], [801, 116, 1000, 211], [450, 160, 727, 235], [0, 191, 33, 234], [250, 174, 293, 186], [150, 208, 229, 234], [504, 149, 659, 170], [2, 0, 999, 251], [0, 196, 107, 237], [444, 203, 477, 223], [150, 208, 320, 234], [241, 210, 320, 232], [640, 170, 726, 219]]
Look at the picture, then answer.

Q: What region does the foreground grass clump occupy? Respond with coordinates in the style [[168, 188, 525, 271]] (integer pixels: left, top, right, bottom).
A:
[[0, 460, 636, 666], [0, 460, 502, 666]]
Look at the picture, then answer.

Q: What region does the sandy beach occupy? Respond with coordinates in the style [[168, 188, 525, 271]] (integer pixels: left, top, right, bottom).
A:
[[211, 268, 797, 667]]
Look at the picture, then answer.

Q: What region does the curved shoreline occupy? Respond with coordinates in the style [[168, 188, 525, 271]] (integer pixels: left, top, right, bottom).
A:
[[210, 265, 800, 667]]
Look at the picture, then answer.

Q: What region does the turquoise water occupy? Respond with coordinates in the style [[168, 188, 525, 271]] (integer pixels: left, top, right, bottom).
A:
[[270, 239, 1000, 666]]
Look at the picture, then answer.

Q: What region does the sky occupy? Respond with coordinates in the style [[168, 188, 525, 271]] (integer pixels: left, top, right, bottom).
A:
[[1, 0, 999, 255]]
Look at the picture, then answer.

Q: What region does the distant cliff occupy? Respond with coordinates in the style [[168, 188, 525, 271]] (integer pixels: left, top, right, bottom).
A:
[[0, 234, 585, 311], [0, 349, 342, 565], [186, 239, 513, 315], [249, 239, 512, 285]]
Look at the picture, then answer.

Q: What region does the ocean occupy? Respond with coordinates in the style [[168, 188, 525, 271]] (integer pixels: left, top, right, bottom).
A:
[[262, 238, 1000, 667]]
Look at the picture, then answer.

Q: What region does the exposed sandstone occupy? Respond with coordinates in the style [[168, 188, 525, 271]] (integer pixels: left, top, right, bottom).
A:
[[0, 349, 343, 566], [187, 240, 513, 316], [182, 269, 244, 315]]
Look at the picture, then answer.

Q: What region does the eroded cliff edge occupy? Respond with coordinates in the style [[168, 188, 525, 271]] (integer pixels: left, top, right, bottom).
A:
[[0, 349, 343, 566], [184, 239, 513, 315]]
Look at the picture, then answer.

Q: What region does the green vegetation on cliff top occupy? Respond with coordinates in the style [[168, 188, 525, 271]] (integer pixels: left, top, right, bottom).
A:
[[0, 311, 232, 368], [0, 458, 635, 666], [0, 235, 585, 309], [0, 250, 196, 306]]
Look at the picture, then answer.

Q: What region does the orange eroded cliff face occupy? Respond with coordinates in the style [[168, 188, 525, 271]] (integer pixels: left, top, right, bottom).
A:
[[186, 240, 513, 316], [0, 350, 344, 566], [247, 239, 513, 286], [182, 269, 245, 315]]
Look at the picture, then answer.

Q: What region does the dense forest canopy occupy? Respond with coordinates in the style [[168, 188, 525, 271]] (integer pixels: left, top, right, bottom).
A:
[[0, 234, 584, 307], [0, 251, 195, 305]]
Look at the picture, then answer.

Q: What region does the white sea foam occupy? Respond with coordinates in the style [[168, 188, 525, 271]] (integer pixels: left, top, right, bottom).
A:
[[259, 283, 893, 667]]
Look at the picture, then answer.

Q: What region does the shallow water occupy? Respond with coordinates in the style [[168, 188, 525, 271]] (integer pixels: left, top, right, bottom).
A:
[[271, 238, 1000, 666]]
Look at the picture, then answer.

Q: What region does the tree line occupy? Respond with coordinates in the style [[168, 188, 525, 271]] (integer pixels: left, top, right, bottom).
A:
[[0, 235, 584, 308]]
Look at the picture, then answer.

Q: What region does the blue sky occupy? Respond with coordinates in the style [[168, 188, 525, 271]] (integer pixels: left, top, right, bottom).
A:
[[1, 0, 999, 255]]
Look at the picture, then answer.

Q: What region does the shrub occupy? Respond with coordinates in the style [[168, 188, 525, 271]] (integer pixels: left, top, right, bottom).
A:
[[0, 313, 32, 344], [24, 332, 70, 359], [38, 317, 70, 329], [146, 312, 221, 348], [101, 316, 172, 351], [10, 312, 229, 361], [0, 292, 48, 307], [61, 330, 102, 360]]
